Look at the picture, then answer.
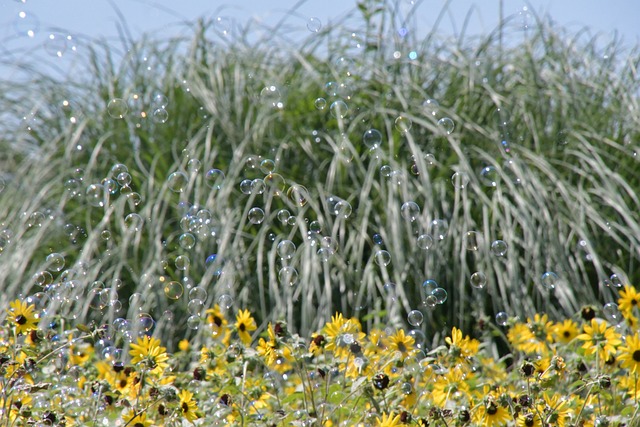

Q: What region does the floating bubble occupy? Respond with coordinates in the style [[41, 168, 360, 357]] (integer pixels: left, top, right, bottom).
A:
[[309, 221, 322, 233], [401, 201, 420, 221], [395, 116, 412, 133], [314, 98, 327, 110], [495, 311, 509, 326], [101, 230, 111, 240], [430, 219, 449, 240], [33, 270, 54, 286], [407, 310, 423, 326], [491, 240, 508, 256], [239, 179, 253, 194], [363, 129, 382, 149], [124, 213, 143, 232], [137, 313, 155, 332], [276, 209, 291, 225], [217, 294, 234, 310], [464, 231, 481, 251], [264, 173, 286, 196], [417, 234, 433, 250], [422, 280, 438, 295], [86, 184, 106, 207], [187, 315, 201, 330], [408, 329, 426, 348], [494, 107, 510, 128], [502, 159, 522, 185], [260, 86, 282, 109], [102, 178, 118, 195], [329, 100, 348, 118], [187, 299, 205, 316], [107, 99, 128, 119], [188, 288, 207, 302], [205, 169, 225, 190], [14, 11, 39, 38], [470, 272, 487, 289], [306, 17, 322, 32], [437, 117, 455, 134], [27, 211, 45, 228], [45, 253, 65, 272], [380, 165, 392, 178], [167, 171, 189, 193], [423, 294, 438, 309], [422, 98, 439, 116], [116, 172, 132, 187], [287, 184, 309, 207], [277, 240, 296, 260], [248, 207, 265, 224], [480, 166, 499, 187], [44, 33, 67, 57], [609, 274, 624, 288], [603, 302, 622, 325], [152, 108, 168, 123], [179, 233, 196, 249], [251, 178, 266, 194], [279, 266, 299, 286], [175, 255, 190, 271], [260, 159, 276, 174], [187, 159, 201, 173], [374, 250, 391, 267], [164, 281, 183, 300], [451, 171, 470, 189], [431, 287, 448, 304], [214, 16, 232, 35], [372, 233, 383, 245], [541, 272, 559, 290]]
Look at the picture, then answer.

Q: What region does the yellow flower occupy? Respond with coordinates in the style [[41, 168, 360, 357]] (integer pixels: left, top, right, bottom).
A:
[[516, 412, 542, 427], [507, 323, 546, 355], [445, 326, 480, 359], [431, 367, 471, 407], [540, 393, 570, 427], [129, 336, 169, 375], [69, 339, 93, 366], [552, 319, 579, 344], [206, 304, 229, 339], [474, 398, 511, 427], [376, 411, 402, 427], [178, 339, 190, 352], [178, 389, 199, 423], [323, 312, 366, 358], [122, 409, 153, 427], [235, 309, 257, 345], [576, 318, 621, 361], [619, 285, 640, 315], [7, 299, 38, 334], [388, 329, 414, 357], [619, 332, 640, 374]]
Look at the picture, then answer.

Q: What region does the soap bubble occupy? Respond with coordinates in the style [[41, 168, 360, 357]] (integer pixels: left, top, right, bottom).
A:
[[260, 86, 283, 109], [251, 178, 265, 194], [287, 184, 309, 207], [372, 233, 383, 245], [164, 281, 183, 300], [124, 213, 143, 232], [217, 294, 234, 310], [14, 11, 39, 38], [107, 99, 127, 119], [395, 116, 412, 133], [187, 300, 205, 316], [279, 266, 298, 286], [451, 171, 469, 189], [363, 129, 382, 149], [480, 166, 499, 187], [260, 159, 276, 174], [314, 98, 327, 110], [179, 233, 196, 249], [464, 231, 481, 251], [422, 294, 438, 309], [417, 234, 433, 250], [205, 169, 225, 190], [431, 287, 448, 304], [407, 310, 423, 326], [306, 17, 322, 32], [187, 315, 201, 330], [45, 253, 65, 272], [495, 311, 509, 326], [603, 302, 622, 325], [430, 219, 449, 240], [329, 100, 348, 118], [422, 98, 439, 116], [437, 117, 455, 134], [264, 173, 286, 196], [248, 207, 265, 224], [374, 250, 391, 266], [401, 201, 420, 222], [175, 255, 190, 271], [116, 172, 131, 186], [44, 32, 68, 57], [277, 240, 296, 260], [168, 172, 189, 192], [86, 184, 106, 207], [609, 274, 624, 288], [240, 179, 253, 194], [470, 272, 487, 289], [541, 272, 559, 290], [491, 240, 508, 256]]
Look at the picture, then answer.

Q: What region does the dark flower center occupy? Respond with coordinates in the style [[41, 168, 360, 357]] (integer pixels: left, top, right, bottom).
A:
[[213, 316, 222, 327], [563, 330, 571, 338], [239, 323, 246, 332], [16, 315, 27, 325], [396, 342, 407, 353], [633, 350, 640, 362], [487, 403, 498, 415], [182, 402, 189, 413], [632, 299, 638, 306]]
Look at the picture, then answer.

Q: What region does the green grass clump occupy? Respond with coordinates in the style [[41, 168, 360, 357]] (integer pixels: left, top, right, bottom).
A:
[[0, 0, 639, 348]]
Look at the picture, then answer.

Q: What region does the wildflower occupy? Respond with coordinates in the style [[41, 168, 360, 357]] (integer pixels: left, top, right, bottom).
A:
[[507, 322, 546, 355], [6, 299, 38, 334], [445, 326, 479, 359], [516, 412, 542, 427], [122, 408, 153, 427], [619, 285, 640, 316], [373, 373, 390, 390], [235, 309, 257, 345], [474, 398, 510, 427], [129, 336, 169, 375], [178, 389, 199, 423], [388, 328, 414, 357], [206, 304, 228, 339], [69, 339, 93, 366], [431, 367, 471, 407], [576, 318, 621, 361], [323, 312, 366, 358], [178, 339, 190, 351], [619, 332, 640, 374], [552, 319, 579, 344], [540, 393, 570, 427], [376, 411, 402, 427]]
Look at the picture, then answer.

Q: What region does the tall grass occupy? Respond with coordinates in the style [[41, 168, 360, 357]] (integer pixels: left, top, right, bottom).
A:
[[0, 0, 639, 348]]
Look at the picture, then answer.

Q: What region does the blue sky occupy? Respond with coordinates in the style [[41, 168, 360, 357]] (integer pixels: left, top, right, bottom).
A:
[[2, 0, 639, 78]]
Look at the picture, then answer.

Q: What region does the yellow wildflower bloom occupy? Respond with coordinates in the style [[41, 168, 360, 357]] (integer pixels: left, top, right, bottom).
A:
[[235, 309, 257, 345], [178, 389, 199, 423], [576, 318, 621, 362], [619, 332, 640, 374], [129, 336, 169, 375], [7, 299, 38, 335]]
